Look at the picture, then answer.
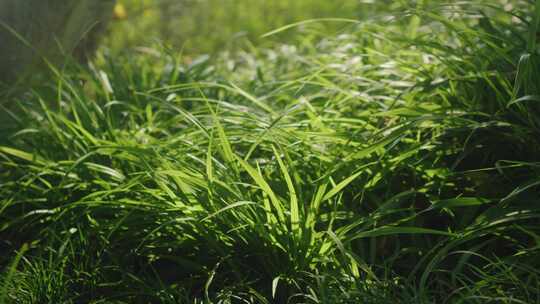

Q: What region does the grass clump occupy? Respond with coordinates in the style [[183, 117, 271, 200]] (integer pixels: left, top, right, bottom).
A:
[[1, 0, 540, 303]]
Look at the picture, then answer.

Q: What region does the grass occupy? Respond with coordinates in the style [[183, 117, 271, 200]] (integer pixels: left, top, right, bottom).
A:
[[1, 0, 540, 303]]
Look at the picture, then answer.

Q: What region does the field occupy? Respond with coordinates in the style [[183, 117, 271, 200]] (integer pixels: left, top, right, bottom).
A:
[[1, 0, 540, 303]]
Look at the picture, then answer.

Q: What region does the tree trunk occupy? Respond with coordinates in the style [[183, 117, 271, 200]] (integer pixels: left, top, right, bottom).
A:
[[0, 0, 115, 82]]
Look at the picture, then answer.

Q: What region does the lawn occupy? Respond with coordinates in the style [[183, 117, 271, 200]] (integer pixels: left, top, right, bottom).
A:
[[1, 0, 540, 303]]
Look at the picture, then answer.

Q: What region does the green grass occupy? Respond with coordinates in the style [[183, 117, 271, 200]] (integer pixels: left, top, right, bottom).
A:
[[1, 0, 540, 303]]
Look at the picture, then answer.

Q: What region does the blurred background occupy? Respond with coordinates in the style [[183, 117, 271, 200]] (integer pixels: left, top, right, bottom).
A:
[[104, 0, 522, 55], [0, 0, 520, 82], [104, 0, 392, 55]]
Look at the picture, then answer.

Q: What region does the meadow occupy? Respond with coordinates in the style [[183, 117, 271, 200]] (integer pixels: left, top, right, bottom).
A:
[[1, 0, 540, 303]]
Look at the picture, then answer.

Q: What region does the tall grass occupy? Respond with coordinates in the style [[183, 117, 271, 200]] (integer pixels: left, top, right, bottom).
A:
[[1, 0, 540, 303]]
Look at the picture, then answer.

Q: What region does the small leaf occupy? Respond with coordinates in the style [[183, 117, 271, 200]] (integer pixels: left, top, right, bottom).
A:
[[272, 276, 281, 299], [428, 197, 492, 211], [348, 226, 455, 242], [202, 201, 258, 222], [501, 178, 540, 204], [507, 95, 540, 107], [322, 171, 363, 202], [272, 145, 300, 234], [0, 146, 42, 163], [236, 156, 285, 224]]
